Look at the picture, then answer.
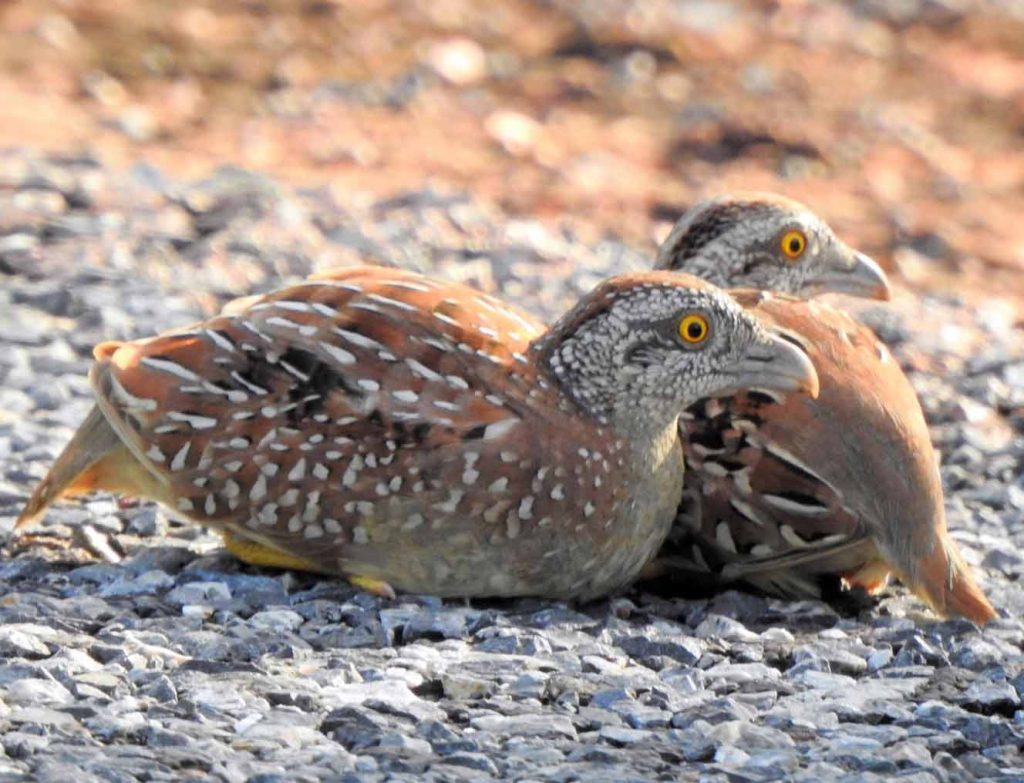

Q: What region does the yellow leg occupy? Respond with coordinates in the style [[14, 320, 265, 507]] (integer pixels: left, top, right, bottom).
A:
[[221, 530, 397, 598], [843, 558, 892, 595], [348, 574, 397, 600], [221, 530, 324, 573]]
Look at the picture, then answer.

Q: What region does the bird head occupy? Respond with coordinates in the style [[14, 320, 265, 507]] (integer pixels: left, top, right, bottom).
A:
[[538, 272, 819, 427], [655, 192, 890, 301]]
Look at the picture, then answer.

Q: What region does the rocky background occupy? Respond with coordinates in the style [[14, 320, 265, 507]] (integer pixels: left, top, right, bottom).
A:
[[0, 1, 1023, 781]]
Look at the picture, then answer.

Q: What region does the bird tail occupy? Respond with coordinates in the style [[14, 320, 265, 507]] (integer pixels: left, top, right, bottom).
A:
[[910, 535, 996, 625], [16, 405, 150, 529]]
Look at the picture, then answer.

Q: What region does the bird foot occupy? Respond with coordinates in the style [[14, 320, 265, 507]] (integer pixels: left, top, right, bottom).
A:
[[348, 575, 397, 600], [842, 560, 892, 595], [221, 531, 396, 599], [221, 530, 322, 573]]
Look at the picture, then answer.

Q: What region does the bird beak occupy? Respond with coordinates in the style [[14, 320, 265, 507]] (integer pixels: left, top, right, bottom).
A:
[[722, 333, 820, 399], [807, 247, 891, 301]]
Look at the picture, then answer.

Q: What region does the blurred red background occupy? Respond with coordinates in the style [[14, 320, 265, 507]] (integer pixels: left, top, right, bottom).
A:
[[1, 0, 1022, 313]]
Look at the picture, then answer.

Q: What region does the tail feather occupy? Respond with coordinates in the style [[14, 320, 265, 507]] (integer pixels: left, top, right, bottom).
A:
[[910, 536, 996, 625], [16, 405, 153, 529]]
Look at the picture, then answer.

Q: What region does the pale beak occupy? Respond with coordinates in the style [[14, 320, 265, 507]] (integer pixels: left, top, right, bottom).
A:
[[807, 248, 891, 301], [722, 333, 820, 399]]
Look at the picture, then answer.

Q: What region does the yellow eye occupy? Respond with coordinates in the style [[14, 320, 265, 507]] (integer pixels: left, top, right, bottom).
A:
[[780, 229, 807, 260], [678, 313, 710, 345]]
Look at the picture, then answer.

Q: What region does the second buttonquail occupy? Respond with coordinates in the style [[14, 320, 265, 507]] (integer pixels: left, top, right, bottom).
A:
[[649, 192, 994, 623]]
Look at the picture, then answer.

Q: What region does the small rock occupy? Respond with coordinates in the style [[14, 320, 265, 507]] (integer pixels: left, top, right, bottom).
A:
[[428, 38, 487, 85], [377, 731, 432, 755], [694, 615, 759, 642], [961, 679, 1020, 716], [442, 752, 499, 774], [706, 720, 795, 750], [99, 569, 175, 597], [4, 678, 74, 707], [485, 110, 542, 156], [249, 609, 305, 632], [470, 713, 577, 740], [599, 726, 651, 746], [714, 745, 751, 765], [0, 627, 51, 659], [165, 580, 232, 606], [442, 672, 495, 700], [509, 671, 548, 700]]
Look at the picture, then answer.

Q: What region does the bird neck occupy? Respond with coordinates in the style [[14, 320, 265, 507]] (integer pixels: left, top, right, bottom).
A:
[[528, 301, 686, 473], [529, 334, 682, 468], [613, 403, 684, 479]]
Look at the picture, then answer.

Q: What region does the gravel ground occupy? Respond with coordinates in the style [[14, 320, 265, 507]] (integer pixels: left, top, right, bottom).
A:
[[0, 150, 1023, 782]]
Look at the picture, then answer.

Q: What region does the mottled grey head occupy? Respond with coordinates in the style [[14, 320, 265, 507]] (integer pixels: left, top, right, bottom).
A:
[[538, 272, 819, 426], [655, 193, 890, 300]]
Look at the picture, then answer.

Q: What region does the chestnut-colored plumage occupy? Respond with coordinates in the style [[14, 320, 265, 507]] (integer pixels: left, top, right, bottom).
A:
[[18, 266, 817, 601], [650, 193, 995, 624]]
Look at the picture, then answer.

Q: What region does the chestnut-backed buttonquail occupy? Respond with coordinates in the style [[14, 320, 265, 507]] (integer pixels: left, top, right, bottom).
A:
[[18, 266, 818, 601], [648, 193, 994, 623]]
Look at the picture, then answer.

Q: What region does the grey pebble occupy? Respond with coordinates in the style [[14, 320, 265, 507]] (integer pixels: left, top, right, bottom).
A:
[[470, 714, 578, 740], [0, 627, 51, 659], [961, 679, 1021, 715], [4, 678, 74, 707]]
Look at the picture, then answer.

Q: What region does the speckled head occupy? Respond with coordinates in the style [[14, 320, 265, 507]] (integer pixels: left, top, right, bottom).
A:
[[655, 192, 890, 300], [534, 271, 819, 426]]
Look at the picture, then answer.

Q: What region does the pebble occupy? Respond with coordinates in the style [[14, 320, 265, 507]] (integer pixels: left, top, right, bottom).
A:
[[98, 568, 175, 597], [0, 627, 52, 659], [4, 678, 74, 707], [377, 731, 433, 755], [470, 714, 578, 740], [706, 720, 796, 750], [598, 726, 651, 746], [606, 620, 704, 665], [961, 679, 1021, 715], [441, 672, 495, 700], [442, 752, 499, 775], [249, 608, 305, 632], [509, 671, 549, 700], [694, 614, 760, 642], [165, 580, 233, 606], [426, 38, 487, 85]]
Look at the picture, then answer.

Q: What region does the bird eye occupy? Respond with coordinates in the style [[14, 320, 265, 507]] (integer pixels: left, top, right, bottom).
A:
[[780, 229, 807, 260], [678, 313, 710, 345]]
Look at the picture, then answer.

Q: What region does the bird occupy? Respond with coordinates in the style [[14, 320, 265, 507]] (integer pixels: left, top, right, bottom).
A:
[[647, 192, 996, 624], [16, 266, 818, 601], [656, 191, 891, 299]]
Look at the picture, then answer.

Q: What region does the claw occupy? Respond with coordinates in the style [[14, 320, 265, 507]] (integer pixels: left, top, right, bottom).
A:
[[842, 559, 891, 595], [348, 574, 397, 600]]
